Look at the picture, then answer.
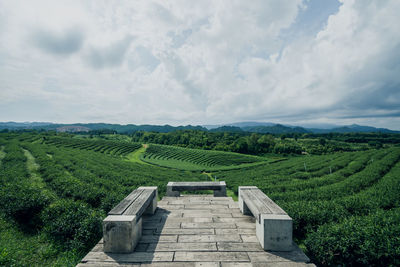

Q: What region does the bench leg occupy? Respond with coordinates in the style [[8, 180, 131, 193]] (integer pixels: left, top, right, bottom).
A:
[[144, 194, 157, 214], [256, 214, 293, 251], [213, 188, 226, 197], [214, 182, 227, 197], [103, 215, 142, 253], [238, 186, 257, 215], [166, 182, 180, 197], [239, 198, 252, 216], [139, 186, 158, 214]]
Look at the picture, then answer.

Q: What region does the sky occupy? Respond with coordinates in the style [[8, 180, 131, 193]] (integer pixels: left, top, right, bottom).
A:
[[0, 0, 400, 130]]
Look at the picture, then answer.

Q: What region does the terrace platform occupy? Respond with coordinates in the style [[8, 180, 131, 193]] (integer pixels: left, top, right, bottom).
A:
[[78, 195, 314, 266]]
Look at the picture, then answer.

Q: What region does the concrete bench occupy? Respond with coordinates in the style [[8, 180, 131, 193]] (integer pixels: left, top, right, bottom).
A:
[[103, 186, 157, 253], [239, 186, 293, 251], [167, 181, 226, 197]]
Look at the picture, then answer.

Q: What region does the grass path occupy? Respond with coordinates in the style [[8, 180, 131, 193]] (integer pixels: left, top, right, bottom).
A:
[[125, 144, 238, 200], [125, 144, 151, 165], [125, 144, 238, 201], [22, 148, 56, 198], [0, 146, 5, 164], [0, 149, 70, 265], [23, 148, 43, 187]]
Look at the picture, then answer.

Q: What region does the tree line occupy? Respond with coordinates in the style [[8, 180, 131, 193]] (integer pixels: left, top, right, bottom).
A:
[[130, 130, 398, 155]]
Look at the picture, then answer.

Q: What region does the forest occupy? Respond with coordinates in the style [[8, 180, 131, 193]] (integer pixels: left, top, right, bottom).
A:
[[130, 130, 395, 154]]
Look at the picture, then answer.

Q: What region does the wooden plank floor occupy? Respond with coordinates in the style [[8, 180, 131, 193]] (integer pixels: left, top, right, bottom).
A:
[[78, 195, 315, 267]]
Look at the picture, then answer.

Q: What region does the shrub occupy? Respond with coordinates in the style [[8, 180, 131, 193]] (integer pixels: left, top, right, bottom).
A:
[[41, 199, 104, 251], [305, 208, 400, 266], [0, 248, 15, 266], [281, 200, 349, 238], [99, 192, 124, 213], [0, 181, 50, 228]]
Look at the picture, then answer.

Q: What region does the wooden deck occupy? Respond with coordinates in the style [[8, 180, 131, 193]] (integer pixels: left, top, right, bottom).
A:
[[78, 195, 315, 266]]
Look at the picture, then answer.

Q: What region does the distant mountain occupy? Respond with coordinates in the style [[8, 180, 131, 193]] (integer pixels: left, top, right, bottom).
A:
[[206, 122, 399, 134], [204, 121, 276, 129], [0, 122, 206, 133], [292, 123, 340, 129], [227, 121, 277, 128], [57, 126, 91, 132], [310, 124, 399, 134], [59, 123, 206, 133], [242, 124, 310, 134], [0, 121, 398, 134], [0, 121, 54, 130], [209, 126, 244, 133]]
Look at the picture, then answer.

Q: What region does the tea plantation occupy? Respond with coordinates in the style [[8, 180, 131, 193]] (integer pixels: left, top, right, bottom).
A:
[[141, 143, 269, 171], [0, 133, 206, 266], [43, 136, 142, 156], [0, 132, 399, 266]]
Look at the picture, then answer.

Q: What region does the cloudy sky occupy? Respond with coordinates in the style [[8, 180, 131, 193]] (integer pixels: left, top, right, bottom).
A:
[[1, 0, 400, 129]]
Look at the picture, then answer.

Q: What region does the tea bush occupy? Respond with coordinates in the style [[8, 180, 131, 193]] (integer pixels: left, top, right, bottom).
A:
[[41, 199, 104, 251], [305, 208, 400, 266]]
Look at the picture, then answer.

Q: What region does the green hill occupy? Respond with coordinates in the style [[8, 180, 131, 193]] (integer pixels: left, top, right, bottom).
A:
[[140, 143, 270, 171]]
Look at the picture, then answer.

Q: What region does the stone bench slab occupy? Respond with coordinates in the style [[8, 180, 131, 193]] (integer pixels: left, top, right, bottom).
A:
[[239, 186, 293, 252], [167, 181, 226, 197], [103, 186, 158, 253]]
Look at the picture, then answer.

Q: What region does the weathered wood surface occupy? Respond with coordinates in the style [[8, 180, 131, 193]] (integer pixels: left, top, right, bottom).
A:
[[108, 189, 155, 218], [78, 195, 314, 266], [124, 190, 155, 218], [108, 189, 144, 215]]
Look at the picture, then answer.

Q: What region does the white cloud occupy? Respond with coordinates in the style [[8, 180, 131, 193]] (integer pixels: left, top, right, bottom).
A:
[[0, 0, 399, 129]]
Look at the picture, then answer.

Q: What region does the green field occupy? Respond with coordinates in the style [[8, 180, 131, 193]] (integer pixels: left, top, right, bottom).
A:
[[43, 136, 142, 156], [140, 143, 271, 171], [0, 134, 207, 266], [0, 132, 399, 266]]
